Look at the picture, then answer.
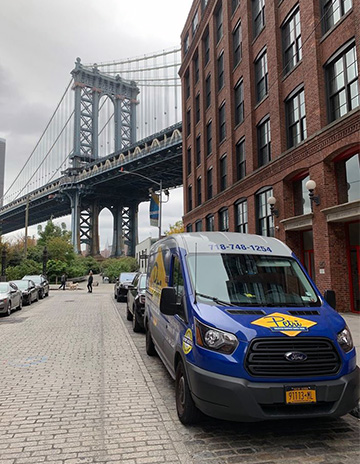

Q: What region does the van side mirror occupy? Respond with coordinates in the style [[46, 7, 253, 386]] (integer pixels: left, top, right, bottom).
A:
[[324, 290, 336, 310], [160, 287, 180, 316]]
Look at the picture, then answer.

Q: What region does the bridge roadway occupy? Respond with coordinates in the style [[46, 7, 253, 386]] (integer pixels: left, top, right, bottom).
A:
[[0, 123, 183, 236], [0, 279, 359, 464]]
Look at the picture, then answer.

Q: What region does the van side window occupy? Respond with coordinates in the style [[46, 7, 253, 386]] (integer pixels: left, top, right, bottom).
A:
[[172, 256, 185, 305]]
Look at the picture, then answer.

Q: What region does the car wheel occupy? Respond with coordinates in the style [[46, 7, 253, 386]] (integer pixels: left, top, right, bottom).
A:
[[28, 296, 32, 305], [175, 361, 200, 425], [132, 307, 141, 332], [6, 302, 11, 317], [35, 292, 39, 302], [116, 292, 122, 302], [18, 298, 23, 310], [145, 322, 156, 356], [126, 300, 133, 321], [39, 290, 44, 299]]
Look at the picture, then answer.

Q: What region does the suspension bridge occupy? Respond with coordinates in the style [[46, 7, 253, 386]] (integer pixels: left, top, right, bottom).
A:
[[0, 48, 183, 256]]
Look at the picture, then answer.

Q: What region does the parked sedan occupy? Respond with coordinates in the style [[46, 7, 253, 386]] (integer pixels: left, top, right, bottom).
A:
[[126, 273, 146, 332], [12, 280, 39, 305], [22, 274, 49, 299], [114, 272, 138, 302], [0, 282, 23, 316]]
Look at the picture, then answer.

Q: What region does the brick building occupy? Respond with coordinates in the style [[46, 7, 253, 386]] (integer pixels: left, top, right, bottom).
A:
[[179, 0, 359, 312]]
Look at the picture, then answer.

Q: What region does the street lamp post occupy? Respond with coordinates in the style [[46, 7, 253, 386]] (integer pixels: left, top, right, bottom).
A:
[[119, 169, 169, 239]]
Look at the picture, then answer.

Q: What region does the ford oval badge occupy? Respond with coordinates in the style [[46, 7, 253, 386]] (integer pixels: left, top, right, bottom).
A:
[[285, 351, 308, 362]]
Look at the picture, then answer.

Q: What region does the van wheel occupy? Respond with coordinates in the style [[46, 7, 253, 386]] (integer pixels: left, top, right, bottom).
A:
[[126, 301, 133, 321], [175, 361, 199, 425], [145, 323, 156, 356]]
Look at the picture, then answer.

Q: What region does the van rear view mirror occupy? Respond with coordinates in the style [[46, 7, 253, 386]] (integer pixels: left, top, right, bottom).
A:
[[160, 287, 179, 316], [324, 290, 336, 310]]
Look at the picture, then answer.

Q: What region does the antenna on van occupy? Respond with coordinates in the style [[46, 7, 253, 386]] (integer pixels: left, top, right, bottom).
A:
[[194, 242, 198, 304]]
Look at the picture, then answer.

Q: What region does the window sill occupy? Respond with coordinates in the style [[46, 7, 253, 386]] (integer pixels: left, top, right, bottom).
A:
[[282, 60, 302, 81], [320, 9, 353, 43], [252, 25, 266, 45], [254, 94, 269, 110]]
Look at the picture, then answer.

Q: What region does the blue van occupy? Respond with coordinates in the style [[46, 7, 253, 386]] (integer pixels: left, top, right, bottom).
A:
[[144, 232, 359, 424]]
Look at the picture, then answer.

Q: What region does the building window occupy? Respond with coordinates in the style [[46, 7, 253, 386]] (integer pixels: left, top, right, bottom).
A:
[[195, 220, 203, 231], [282, 6, 302, 75], [205, 74, 211, 108], [294, 174, 312, 215], [231, 0, 239, 15], [206, 120, 212, 156], [186, 223, 193, 232], [203, 30, 210, 65], [197, 176, 202, 206], [196, 135, 201, 166], [236, 138, 246, 180], [235, 199, 248, 233], [185, 71, 190, 99], [188, 185, 193, 212], [206, 214, 215, 231], [255, 49, 268, 103], [195, 94, 200, 124], [219, 102, 226, 143], [336, 153, 360, 203], [234, 79, 244, 126], [256, 187, 274, 237], [194, 52, 199, 83], [217, 52, 224, 91], [233, 21, 242, 68], [257, 117, 271, 167], [186, 109, 191, 136], [286, 87, 307, 148], [184, 33, 190, 54], [192, 10, 199, 35], [252, 0, 265, 38], [323, 0, 352, 34], [215, 2, 223, 43], [219, 208, 229, 231], [220, 154, 227, 191], [326, 41, 359, 122], [207, 167, 213, 199], [187, 146, 192, 175]]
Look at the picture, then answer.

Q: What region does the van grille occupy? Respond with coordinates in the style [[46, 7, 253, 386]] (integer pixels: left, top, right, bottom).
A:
[[245, 338, 341, 377]]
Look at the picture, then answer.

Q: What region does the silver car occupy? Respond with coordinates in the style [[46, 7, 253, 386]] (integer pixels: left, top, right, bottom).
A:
[[0, 282, 23, 316]]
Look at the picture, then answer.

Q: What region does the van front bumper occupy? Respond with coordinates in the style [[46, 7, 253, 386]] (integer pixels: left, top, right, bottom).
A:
[[186, 362, 359, 422]]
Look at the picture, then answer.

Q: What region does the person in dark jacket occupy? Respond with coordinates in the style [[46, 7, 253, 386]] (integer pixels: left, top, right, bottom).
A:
[[87, 270, 93, 293], [59, 273, 66, 290]]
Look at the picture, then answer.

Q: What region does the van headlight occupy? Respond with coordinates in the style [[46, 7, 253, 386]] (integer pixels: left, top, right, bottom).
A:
[[337, 326, 354, 353], [195, 319, 238, 354]]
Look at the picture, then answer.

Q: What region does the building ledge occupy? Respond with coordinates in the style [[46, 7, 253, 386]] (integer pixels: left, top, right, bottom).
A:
[[280, 213, 313, 231], [321, 200, 360, 223]]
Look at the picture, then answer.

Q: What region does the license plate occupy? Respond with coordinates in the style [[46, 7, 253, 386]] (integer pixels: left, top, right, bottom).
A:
[[285, 387, 316, 404]]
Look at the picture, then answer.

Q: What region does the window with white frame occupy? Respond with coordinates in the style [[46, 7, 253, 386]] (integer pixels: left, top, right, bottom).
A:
[[255, 49, 268, 103], [235, 199, 248, 233], [286, 87, 307, 148], [282, 6, 302, 75]]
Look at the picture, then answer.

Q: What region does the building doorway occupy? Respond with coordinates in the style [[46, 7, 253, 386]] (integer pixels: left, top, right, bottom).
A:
[[347, 222, 360, 313]]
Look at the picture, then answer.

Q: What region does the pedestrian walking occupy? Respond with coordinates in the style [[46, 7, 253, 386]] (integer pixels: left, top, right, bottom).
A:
[[59, 273, 66, 290], [87, 270, 93, 293]]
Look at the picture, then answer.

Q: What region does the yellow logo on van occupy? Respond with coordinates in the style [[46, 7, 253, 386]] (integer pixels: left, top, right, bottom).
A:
[[183, 329, 193, 354], [148, 247, 167, 303], [251, 312, 317, 337]]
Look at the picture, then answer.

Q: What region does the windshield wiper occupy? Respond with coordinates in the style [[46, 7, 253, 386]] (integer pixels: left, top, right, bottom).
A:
[[196, 292, 237, 307]]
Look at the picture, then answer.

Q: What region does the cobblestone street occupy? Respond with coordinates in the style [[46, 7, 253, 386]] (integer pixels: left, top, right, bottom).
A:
[[0, 282, 358, 464]]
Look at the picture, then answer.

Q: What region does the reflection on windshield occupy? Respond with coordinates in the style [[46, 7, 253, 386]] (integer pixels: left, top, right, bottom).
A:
[[188, 254, 320, 307], [139, 275, 147, 289]]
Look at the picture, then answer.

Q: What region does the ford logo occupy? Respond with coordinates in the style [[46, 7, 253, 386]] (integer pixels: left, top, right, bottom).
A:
[[285, 351, 308, 362]]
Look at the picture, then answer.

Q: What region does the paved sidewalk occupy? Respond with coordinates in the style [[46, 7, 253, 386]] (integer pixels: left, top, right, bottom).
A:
[[0, 284, 192, 464]]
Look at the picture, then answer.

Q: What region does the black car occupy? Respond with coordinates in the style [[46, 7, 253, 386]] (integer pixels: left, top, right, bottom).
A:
[[126, 273, 146, 332], [114, 272, 138, 302], [22, 274, 49, 299], [12, 280, 39, 305]]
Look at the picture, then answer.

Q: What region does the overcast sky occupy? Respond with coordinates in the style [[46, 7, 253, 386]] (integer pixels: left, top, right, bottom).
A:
[[0, 0, 193, 249]]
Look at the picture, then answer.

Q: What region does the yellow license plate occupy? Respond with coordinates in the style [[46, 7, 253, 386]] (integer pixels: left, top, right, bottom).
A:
[[285, 387, 316, 404]]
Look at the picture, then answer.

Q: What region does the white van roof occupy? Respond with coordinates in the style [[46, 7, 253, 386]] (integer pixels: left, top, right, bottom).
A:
[[168, 232, 292, 256]]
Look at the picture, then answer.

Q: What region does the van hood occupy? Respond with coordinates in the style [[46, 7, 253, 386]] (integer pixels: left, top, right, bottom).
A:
[[194, 302, 346, 343]]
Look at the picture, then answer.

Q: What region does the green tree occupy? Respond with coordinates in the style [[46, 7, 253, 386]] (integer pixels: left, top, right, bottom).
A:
[[37, 220, 70, 247], [102, 257, 138, 282], [6, 259, 41, 281], [46, 259, 67, 282], [47, 236, 75, 263]]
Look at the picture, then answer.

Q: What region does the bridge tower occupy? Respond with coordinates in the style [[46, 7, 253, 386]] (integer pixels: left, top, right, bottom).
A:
[[64, 58, 140, 256]]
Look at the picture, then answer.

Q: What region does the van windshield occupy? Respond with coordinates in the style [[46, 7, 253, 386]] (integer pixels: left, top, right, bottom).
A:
[[187, 254, 320, 307]]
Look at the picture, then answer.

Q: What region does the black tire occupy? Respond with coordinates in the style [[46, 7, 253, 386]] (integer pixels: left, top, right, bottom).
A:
[[18, 298, 23, 310], [132, 307, 141, 332], [126, 301, 133, 321], [28, 296, 32, 305], [35, 292, 39, 302], [145, 322, 156, 356], [175, 361, 199, 425], [116, 292, 122, 302], [5, 302, 11, 317], [39, 290, 44, 299]]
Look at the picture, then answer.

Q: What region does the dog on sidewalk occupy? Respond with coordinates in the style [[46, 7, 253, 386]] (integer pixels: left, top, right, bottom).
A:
[[68, 282, 79, 290]]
